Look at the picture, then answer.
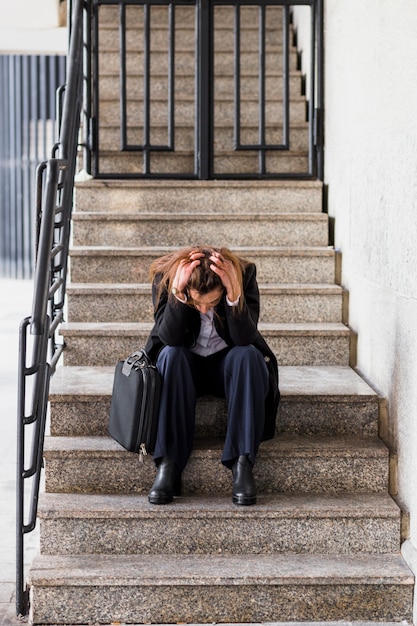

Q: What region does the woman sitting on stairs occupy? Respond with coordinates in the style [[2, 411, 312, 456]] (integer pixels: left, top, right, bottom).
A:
[[145, 245, 279, 506]]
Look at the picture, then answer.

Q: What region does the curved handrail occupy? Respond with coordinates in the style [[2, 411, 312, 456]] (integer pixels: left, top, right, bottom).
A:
[[15, 0, 86, 616]]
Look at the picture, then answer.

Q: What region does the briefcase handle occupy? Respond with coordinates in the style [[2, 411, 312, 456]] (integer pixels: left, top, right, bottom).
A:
[[122, 349, 153, 377]]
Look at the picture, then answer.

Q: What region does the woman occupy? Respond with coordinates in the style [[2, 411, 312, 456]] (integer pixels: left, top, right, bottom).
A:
[[145, 246, 279, 505]]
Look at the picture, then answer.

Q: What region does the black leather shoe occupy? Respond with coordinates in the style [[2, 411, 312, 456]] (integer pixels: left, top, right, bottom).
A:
[[148, 458, 181, 505], [232, 455, 256, 506]]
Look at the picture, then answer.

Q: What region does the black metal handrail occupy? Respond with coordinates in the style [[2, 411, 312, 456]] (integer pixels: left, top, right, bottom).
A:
[[15, 0, 86, 616]]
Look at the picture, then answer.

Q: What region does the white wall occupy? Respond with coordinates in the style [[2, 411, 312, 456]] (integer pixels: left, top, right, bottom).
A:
[[0, 0, 66, 54], [1, 0, 60, 28], [323, 0, 417, 591]]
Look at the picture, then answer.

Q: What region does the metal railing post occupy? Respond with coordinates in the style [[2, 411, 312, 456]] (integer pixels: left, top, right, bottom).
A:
[[196, 0, 213, 179]]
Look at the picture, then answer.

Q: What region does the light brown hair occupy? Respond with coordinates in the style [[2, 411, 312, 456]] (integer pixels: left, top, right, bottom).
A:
[[149, 245, 251, 313]]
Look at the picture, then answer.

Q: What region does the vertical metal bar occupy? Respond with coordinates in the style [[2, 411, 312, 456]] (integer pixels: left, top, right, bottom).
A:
[[5, 56, 12, 275], [5, 56, 12, 276], [31, 160, 60, 336], [16, 317, 30, 617], [7, 57, 13, 276], [0, 56, 4, 276], [143, 0, 151, 174], [6, 56, 13, 275], [234, 4, 241, 150], [83, 2, 92, 174], [168, 2, 175, 150], [22, 56, 32, 278], [16, 55, 24, 278], [120, 2, 128, 149], [10, 56, 18, 277], [258, 4, 266, 175], [308, 1, 316, 177], [67, 0, 74, 40], [92, 1, 100, 176], [27, 359, 51, 530], [31, 57, 39, 166], [315, 0, 324, 179], [2, 51, 66, 278], [40, 56, 47, 160], [282, 4, 290, 148], [196, 0, 212, 179]]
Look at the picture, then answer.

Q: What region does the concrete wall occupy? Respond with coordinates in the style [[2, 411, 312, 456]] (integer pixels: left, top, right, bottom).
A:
[[322, 0, 417, 600], [0, 0, 66, 53], [294, 0, 417, 611]]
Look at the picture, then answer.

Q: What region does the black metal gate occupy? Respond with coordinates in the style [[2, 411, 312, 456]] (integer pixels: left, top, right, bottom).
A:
[[89, 0, 323, 179]]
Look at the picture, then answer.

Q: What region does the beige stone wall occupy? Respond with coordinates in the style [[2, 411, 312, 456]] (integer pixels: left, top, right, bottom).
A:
[[324, 0, 417, 512], [295, 0, 417, 596]]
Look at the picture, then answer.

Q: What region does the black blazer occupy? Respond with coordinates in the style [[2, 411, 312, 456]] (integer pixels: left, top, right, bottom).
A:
[[145, 262, 279, 440]]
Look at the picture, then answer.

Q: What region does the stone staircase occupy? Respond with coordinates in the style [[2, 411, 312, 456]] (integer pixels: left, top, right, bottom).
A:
[[26, 3, 414, 624], [28, 177, 414, 624]]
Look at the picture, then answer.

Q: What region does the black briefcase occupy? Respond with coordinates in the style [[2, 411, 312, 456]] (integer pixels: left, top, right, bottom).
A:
[[108, 349, 161, 458]]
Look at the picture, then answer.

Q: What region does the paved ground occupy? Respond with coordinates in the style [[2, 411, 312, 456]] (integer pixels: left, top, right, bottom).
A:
[[0, 279, 39, 625]]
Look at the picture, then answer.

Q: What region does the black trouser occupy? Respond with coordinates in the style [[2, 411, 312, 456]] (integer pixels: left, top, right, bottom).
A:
[[153, 344, 269, 471]]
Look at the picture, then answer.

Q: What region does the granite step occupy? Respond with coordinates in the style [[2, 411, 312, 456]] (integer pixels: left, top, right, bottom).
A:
[[66, 282, 344, 324], [100, 29, 293, 53], [98, 12, 293, 38], [42, 435, 388, 495], [28, 553, 413, 624], [99, 97, 306, 126], [98, 73, 304, 101], [99, 19, 293, 50], [48, 365, 379, 439], [69, 246, 337, 284], [37, 492, 400, 556], [97, 150, 310, 177], [98, 49, 300, 76], [74, 179, 323, 214], [59, 321, 352, 367], [98, 122, 309, 152], [71, 212, 328, 248], [97, 4, 291, 30]]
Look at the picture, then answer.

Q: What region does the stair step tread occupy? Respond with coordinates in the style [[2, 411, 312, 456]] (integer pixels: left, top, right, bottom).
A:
[[69, 246, 337, 285], [98, 118, 308, 125], [98, 150, 309, 158], [60, 321, 351, 335], [43, 434, 388, 495], [48, 365, 379, 439], [74, 179, 323, 214], [70, 245, 335, 255], [38, 492, 398, 520], [43, 434, 387, 456], [72, 211, 327, 221], [67, 282, 343, 295], [75, 179, 322, 190], [28, 552, 413, 586], [49, 365, 376, 401], [38, 493, 400, 556], [72, 212, 328, 247], [98, 95, 307, 106], [100, 94, 307, 103]]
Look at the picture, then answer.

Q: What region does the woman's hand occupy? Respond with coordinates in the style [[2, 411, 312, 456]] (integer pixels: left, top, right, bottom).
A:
[[172, 250, 204, 293], [209, 252, 241, 302]]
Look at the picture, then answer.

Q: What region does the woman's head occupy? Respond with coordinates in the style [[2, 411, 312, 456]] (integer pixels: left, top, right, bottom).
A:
[[150, 245, 249, 312], [187, 248, 223, 295]]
